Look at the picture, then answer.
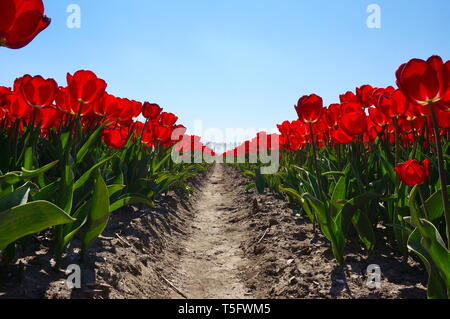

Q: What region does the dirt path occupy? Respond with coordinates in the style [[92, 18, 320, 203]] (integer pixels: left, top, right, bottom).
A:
[[167, 164, 250, 299]]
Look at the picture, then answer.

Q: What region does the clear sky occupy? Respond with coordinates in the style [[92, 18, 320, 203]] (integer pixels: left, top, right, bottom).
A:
[[1, 0, 450, 142]]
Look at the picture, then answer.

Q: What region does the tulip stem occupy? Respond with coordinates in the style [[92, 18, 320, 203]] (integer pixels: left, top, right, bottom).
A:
[[417, 186, 430, 220], [393, 118, 401, 165], [308, 123, 323, 200], [429, 102, 450, 249]]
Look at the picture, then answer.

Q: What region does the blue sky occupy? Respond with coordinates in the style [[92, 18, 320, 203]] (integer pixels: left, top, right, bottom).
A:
[[1, 0, 450, 142]]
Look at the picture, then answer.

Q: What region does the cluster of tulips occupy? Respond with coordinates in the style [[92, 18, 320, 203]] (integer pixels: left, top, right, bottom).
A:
[[0, 69, 211, 267], [233, 56, 450, 299], [0, 70, 191, 150]]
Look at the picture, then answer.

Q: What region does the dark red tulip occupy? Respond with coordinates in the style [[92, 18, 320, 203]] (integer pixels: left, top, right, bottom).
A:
[[398, 116, 425, 133], [324, 104, 341, 129], [6, 92, 29, 119], [339, 91, 357, 104], [341, 102, 363, 114], [35, 106, 62, 129], [159, 112, 178, 127], [436, 100, 450, 112], [375, 89, 410, 119], [142, 102, 162, 120], [435, 108, 450, 129], [340, 111, 368, 136], [20, 75, 57, 108], [396, 56, 449, 105], [330, 128, 354, 144], [295, 94, 324, 124], [368, 107, 390, 127], [103, 128, 128, 149], [56, 87, 93, 116], [93, 93, 117, 118], [0, 86, 11, 109], [356, 85, 375, 107], [395, 159, 430, 186], [153, 125, 173, 142], [0, 0, 51, 49], [67, 70, 107, 105]]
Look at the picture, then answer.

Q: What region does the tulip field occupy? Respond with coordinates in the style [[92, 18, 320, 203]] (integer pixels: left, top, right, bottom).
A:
[[1, 0, 450, 300], [231, 56, 450, 299]]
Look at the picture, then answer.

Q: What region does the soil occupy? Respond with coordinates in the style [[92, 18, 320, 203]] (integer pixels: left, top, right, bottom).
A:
[[0, 164, 427, 299]]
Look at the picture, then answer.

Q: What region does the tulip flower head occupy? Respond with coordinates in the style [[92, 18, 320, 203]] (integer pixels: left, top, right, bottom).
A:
[[0, 0, 51, 49], [396, 56, 450, 106], [395, 159, 430, 186], [295, 94, 324, 124]]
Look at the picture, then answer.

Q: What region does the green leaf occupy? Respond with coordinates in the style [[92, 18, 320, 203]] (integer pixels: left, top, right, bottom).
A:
[[81, 171, 110, 255], [108, 184, 126, 197], [151, 151, 172, 173], [303, 193, 328, 226], [0, 201, 75, 251], [348, 192, 382, 208], [0, 182, 34, 212], [31, 181, 59, 202], [110, 194, 154, 213], [331, 176, 347, 212], [423, 186, 450, 221], [245, 184, 256, 191], [407, 219, 450, 299], [73, 154, 115, 192], [352, 209, 376, 253], [21, 160, 59, 179], [322, 171, 346, 177], [255, 169, 265, 194], [76, 125, 104, 164], [0, 161, 59, 186]]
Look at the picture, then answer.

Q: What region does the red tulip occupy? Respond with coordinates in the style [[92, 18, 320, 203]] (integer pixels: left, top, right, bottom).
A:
[[295, 94, 324, 124], [330, 128, 354, 144], [67, 70, 107, 105], [435, 108, 450, 129], [0, 0, 51, 49], [368, 107, 390, 127], [436, 100, 450, 112], [159, 112, 178, 127], [325, 104, 341, 129], [340, 91, 357, 104], [395, 159, 430, 186], [0, 86, 11, 109], [142, 102, 162, 120], [396, 56, 449, 105], [375, 89, 410, 119], [398, 116, 425, 134], [339, 111, 368, 136], [153, 125, 173, 143], [356, 85, 375, 107], [103, 128, 128, 149], [35, 106, 62, 129], [6, 92, 30, 119], [55, 86, 92, 116], [341, 102, 363, 114], [20, 75, 58, 108]]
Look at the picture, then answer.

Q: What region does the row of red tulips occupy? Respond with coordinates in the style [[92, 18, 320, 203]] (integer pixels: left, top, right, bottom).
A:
[[230, 55, 450, 299], [0, 69, 212, 267], [1, 0, 216, 269]]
